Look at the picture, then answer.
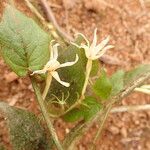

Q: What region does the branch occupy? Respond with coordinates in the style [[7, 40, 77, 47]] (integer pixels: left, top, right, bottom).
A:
[[40, 0, 73, 42], [24, 0, 61, 41], [63, 72, 150, 149], [30, 77, 64, 150], [91, 72, 150, 149], [111, 104, 150, 113]]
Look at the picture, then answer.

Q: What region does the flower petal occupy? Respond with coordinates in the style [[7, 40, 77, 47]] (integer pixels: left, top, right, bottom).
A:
[[50, 40, 55, 59], [31, 69, 46, 75], [71, 42, 90, 59], [95, 45, 114, 59], [94, 36, 110, 55], [59, 54, 79, 68], [90, 28, 98, 52], [52, 43, 59, 60], [51, 71, 70, 87]]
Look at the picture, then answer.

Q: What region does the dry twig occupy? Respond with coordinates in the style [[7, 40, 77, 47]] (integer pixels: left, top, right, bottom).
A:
[[24, 0, 60, 40], [111, 104, 150, 113], [40, 0, 73, 42], [25, 0, 122, 65]]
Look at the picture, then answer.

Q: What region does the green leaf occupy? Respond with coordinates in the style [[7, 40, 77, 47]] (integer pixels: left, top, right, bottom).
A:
[[63, 97, 102, 122], [81, 97, 102, 121], [48, 40, 86, 104], [63, 108, 83, 122], [110, 70, 125, 96], [93, 70, 112, 100], [124, 64, 150, 85], [0, 102, 49, 150], [0, 5, 51, 76]]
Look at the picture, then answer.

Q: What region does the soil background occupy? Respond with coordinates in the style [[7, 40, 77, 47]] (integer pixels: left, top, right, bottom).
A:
[[0, 0, 150, 150]]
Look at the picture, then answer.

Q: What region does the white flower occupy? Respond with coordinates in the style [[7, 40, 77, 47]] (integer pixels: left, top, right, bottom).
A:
[[31, 41, 79, 87], [72, 28, 114, 60]]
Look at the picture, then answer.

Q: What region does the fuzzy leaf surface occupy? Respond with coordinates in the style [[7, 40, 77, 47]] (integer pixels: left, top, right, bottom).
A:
[[93, 71, 112, 100], [124, 64, 150, 85], [0, 5, 50, 76], [63, 108, 83, 122], [0, 102, 49, 150], [81, 97, 102, 121], [110, 70, 125, 96]]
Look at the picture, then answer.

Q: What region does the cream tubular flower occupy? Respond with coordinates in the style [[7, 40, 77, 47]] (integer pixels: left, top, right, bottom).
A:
[[72, 28, 114, 60], [31, 42, 79, 87]]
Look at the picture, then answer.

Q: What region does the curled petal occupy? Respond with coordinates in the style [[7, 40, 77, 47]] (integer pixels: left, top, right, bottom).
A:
[[59, 54, 79, 68], [70, 42, 81, 48], [74, 33, 90, 47], [95, 36, 110, 55], [71, 42, 90, 59], [71, 42, 89, 52], [31, 69, 46, 75], [51, 71, 70, 87]]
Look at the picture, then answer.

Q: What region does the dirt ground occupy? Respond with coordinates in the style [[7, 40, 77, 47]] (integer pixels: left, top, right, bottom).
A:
[[0, 0, 150, 150]]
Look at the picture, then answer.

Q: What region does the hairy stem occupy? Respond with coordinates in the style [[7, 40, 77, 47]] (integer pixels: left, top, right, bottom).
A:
[[63, 72, 150, 149], [42, 72, 52, 100], [91, 103, 113, 150], [31, 77, 64, 150]]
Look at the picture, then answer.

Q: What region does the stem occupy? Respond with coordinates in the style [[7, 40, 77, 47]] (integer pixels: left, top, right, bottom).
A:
[[91, 103, 113, 150], [24, 0, 45, 21], [63, 72, 150, 149], [81, 59, 93, 97], [42, 72, 52, 100], [40, 0, 73, 42], [30, 77, 64, 150], [24, 0, 61, 41]]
